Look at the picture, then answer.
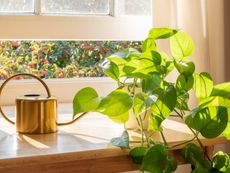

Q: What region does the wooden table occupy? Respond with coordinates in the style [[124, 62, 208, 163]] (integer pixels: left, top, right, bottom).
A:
[[0, 110, 227, 173]]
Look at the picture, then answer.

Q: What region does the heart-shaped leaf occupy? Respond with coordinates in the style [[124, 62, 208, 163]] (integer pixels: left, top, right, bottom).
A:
[[109, 112, 129, 124], [142, 38, 157, 52], [110, 131, 129, 149], [176, 74, 194, 92], [182, 144, 211, 173], [193, 72, 213, 100], [97, 89, 132, 117], [73, 87, 101, 117], [211, 82, 230, 98], [185, 106, 228, 138], [174, 60, 195, 77], [148, 28, 178, 39], [129, 147, 149, 164], [102, 61, 120, 81], [212, 151, 230, 172], [141, 144, 177, 173], [152, 85, 177, 119], [170, 31, 195, 59]]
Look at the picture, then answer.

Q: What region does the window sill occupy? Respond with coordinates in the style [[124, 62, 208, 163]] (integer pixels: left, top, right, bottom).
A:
[[0, 106, 226, 172]]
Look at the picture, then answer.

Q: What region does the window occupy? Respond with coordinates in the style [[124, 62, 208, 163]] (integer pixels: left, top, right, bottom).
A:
[[0, 0, 152, 39], [0, 0, 34, 13], [0, 0, 151, 16], [41, 0, 110, 15], [0, 0, 152, 105]]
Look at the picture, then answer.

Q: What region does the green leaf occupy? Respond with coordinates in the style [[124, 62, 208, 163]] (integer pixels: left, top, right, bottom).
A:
[[141, 144, 177, 173], [150, 85, 177, 131], [102, 61, 120, 81], [185, 106, 228, 138], [174, 60, 195, 77], [110, 131, 129, 149], [142, 38, 156, 52], [199, 96, 230, 108], [170, 31, 195, 59], [148, 114, 164, 132], [123, 57, 139, 74], [133, 93, 157, 117], [176, 91, 189, 111], [176, 74, 194, 92], [193, 72, 213, 100], [107, 57, 127, 77], [129, 147, 149, 164], [141, 73, 161, 94], [152, 85, 177, 119], [148, 28, 178, 39], [182, 144, 211, 173], [73, 87, 101, 117], [122, 56, 150, 79], [211, 82, 230, 98], [134, 57, 157, 75], [109, 112, 129, 124], [97, 89, 132, 117], [212, 151, 230, 172]]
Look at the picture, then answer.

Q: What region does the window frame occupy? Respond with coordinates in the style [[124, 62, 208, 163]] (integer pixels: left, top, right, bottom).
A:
[[0, 0, 153, 106]]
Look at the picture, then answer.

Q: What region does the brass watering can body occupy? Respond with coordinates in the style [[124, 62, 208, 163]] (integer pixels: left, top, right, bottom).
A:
[[0, 73, 86, 134]]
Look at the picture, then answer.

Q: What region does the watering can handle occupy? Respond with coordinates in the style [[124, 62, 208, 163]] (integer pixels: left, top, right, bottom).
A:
[[0, 73, 52, 125], [0, 73, 87, 126]]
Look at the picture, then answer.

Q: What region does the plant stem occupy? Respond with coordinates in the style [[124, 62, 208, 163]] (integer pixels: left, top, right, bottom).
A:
[[188, 126, 211, 161], [170, 136, 196, 149], [139, 117, 144, 147], [160, 131, 168, 147], [174, 109, 211, 161]]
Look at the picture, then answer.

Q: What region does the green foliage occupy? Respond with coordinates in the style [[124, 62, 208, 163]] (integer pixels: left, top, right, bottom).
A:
[[141, 144, 177, 173], [193, 72, 214, 100], [211, 82, 230, 98], [170, 31, 195, 59], [182, 144, 211, 173], [72, 28, 230, 173], [73, 87, 101, 116], [97, 89, 132, 117], [185, 106, 228, 138], [149, 85, 177, 131], [129, 147, 149, 164], [182, 144, 230, 172], [212, 151, 230, 172], [73, 88, 132, 123]]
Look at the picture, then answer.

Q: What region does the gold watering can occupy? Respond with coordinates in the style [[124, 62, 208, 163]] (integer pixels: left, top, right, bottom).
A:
[[0, 73, 87, 134]]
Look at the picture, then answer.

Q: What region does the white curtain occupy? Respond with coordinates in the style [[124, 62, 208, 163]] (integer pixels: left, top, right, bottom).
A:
[[152, 0, 226, 83]]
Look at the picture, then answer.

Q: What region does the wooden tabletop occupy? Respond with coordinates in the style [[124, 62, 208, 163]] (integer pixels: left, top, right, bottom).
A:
[[0, 105, 227, 173]]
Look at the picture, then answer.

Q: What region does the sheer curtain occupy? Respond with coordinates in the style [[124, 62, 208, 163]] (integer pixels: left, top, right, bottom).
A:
[[152, 0, 225, 83]]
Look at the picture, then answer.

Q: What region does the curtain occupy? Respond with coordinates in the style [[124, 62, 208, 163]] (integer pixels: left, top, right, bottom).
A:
[[152, 0, 226, 83]]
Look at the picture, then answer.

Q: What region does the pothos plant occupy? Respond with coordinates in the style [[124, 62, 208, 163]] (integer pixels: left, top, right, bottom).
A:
[[73, 28, 230, 173]]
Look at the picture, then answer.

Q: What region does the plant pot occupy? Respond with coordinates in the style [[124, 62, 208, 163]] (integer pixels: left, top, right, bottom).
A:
[[125, 109, 151, 130]]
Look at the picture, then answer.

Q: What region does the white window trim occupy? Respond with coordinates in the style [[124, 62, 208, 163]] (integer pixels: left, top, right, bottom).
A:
[[0, 0, 152, 40]]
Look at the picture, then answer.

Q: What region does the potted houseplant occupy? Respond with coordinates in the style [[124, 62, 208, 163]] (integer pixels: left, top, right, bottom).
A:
[[72, 28, 230, 172]]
